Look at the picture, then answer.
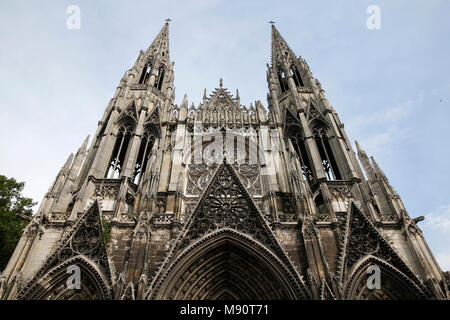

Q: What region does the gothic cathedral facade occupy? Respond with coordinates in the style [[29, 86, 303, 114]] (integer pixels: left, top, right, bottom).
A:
[[1, 22, 448, 300]]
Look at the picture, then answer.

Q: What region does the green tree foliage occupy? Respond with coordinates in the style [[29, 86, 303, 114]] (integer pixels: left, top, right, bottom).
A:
[[0, 175, 36, 271]]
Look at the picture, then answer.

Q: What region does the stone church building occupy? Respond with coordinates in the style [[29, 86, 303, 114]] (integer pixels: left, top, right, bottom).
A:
[[1, 22, 448, 300]]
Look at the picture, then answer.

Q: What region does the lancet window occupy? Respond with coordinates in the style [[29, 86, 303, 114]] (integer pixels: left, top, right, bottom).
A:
[[290, 133, 314, 182], [312, 127, 342, 180], [277, 66, 288, 93], [139, 63, 152, 85], [132, 126, 156, 184], [154, 66, 165, 91], [106, 122, 135, 178], [290, 65, 304, 87]]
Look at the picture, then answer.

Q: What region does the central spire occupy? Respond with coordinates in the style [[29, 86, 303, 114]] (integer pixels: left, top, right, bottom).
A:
[[145, 20, 170, 62], [271, 24, 297, 66]]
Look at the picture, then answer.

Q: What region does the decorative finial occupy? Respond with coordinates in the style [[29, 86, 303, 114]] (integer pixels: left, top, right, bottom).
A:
[[219, 78, 223, 88], [182, 93, 188, 107], [165, 18, 172, 23], [269, 20, 275, 25]]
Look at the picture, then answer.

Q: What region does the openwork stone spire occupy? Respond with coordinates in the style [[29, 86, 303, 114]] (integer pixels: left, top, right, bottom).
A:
[[271, 24, 297, 66], [145, 21, 170, 62], [1, 21, 447, 301]]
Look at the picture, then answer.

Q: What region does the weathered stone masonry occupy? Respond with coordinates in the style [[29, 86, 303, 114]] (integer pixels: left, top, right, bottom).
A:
[[1, 22, 448, 300]]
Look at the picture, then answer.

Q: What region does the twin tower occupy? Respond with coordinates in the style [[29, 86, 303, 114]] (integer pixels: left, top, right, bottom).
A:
[[1, 22, 448, 300]]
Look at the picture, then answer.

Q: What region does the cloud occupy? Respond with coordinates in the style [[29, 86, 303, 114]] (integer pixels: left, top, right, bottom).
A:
[[436, 253, 450, 272], [423, 205, 450, 231], [422, 204, 450, 271], [347, 92, 424, 157], [358, 126, 409, 156], [348, 92, 422, 132], [0, 2, 449, 276]]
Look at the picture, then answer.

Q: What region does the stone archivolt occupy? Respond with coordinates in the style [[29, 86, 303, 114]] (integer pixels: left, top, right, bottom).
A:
[[146, 162, 310, 300], [1, 22, 447, 301], [338, 203, 428, 299], [18, 201, 112, 300]]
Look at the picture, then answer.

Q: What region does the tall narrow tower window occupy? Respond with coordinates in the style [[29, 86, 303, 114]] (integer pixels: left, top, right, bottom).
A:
[[106, 122, 135, 179], [290, 133, 314, 181], [154, 66, 165, 91], [139, 64, 152, 84], [290, 65, 304, 87], [277, 69, 288, 93], [133, 127, 156, 184], [312, 127, 342, 180]]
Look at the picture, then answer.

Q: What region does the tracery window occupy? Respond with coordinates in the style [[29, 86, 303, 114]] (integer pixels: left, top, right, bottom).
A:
[[154, 66, 165, 91], [312, 127, 342, 180], [106, 122, 135, 178], [277, 66, 288, 93], [132, 126, 156, 184], [139, 64, 152, 84], [290, 65, 304, 87], [290, 133, 314, 182]]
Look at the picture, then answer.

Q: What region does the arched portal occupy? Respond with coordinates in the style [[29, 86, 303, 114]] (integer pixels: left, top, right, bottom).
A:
[[20, 256, 111, 300], [152, 230, 305, 300], [343, 256, 425, 300]]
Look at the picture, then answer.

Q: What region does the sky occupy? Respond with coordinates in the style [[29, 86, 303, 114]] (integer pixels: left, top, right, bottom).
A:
[[0, 1, 449, 270]]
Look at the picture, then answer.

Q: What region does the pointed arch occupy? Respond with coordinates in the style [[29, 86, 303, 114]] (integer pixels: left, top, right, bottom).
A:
[[106, 104, 138, 178], [132, 123, 157, 184], [307, 102, 341, 180], [106, 122, 134, 178], [343, 255, 426, 300], [149, 229, 308, 300], [139, 63, 153, 85], [284, 108, 314, 181], [289, 64, 304, 87], [337, 202, 429, 299], [283, 107, 301, 137], [20, 255, 112, 300], [144, 104, 161, 135], [311, 125, 341, 180], [307, 101, 329, 128], [17, 201, 113, 300], [277, 64, 288, 93], [116, 100, 138, 126], [154, 65, 165, 91], [288, 132, 314, 182], [146, 163, 311, 300]]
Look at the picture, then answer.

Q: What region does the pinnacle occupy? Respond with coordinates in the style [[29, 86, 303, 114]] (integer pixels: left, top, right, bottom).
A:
[[76, 135, 90, 157], [181, 93, 188, 107], [62, 153, 74, 173], [81, 135, 90, 151], [355, 141, 366, 156], [370, 156, 386, 179], [121, 70, 128, 82]]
